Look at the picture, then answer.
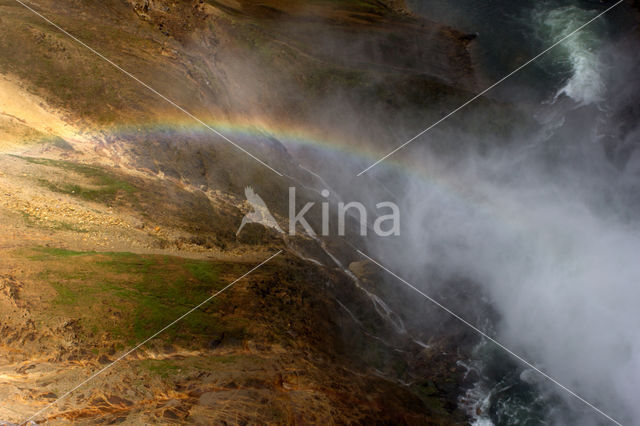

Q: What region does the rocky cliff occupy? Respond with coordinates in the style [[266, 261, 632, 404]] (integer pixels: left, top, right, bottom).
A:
[[0, 0, 482, 423]]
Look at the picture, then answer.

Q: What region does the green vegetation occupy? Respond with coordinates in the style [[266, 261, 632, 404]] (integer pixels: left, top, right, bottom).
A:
[[0, 118, 48, 145], [139, 359, 181, 378], [136, 353, 264, 381], [17, 156, 137, 204], [414, 381, 449, 416], [49, 137, 75, 151], [19, 211, 88, 233], [28, 247, 89, 260], [27, 247, 235, 346]]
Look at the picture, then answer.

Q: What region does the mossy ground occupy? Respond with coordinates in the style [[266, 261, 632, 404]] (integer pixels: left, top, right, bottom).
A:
[[18, 156, 138, 205], [23, 247, 247, 347]]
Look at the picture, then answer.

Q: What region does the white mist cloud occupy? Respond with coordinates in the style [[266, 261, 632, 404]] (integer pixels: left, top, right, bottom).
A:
[[376, 132, 640, 422], [367, 36, 640, 420]]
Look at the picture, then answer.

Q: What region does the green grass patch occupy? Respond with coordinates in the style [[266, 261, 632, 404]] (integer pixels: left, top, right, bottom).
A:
[[139, 359, 181, 378], [28, 247, 89, 260], [15, 156, 137, 205], [19, 211, 89, 233], [209, 354, 241, 364], [51, 282, 79, 305], [26, 248, 232, 346]]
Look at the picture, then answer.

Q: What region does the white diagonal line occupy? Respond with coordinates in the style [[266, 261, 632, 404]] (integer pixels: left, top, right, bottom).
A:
[[357, 0, 624, 176], [356, 249, 623, 426], [19, 250, 283, 425], [12, 0, 283, 177]]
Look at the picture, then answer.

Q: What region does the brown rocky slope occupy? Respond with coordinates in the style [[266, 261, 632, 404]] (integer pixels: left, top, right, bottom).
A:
[[0, 0, 487, 423]]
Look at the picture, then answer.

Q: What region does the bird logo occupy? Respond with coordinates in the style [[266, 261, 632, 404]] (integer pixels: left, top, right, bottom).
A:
[[236, 187, 283, 236]]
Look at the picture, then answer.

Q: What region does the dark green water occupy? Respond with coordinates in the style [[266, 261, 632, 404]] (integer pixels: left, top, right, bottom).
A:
[[407, 0, 634, 102]]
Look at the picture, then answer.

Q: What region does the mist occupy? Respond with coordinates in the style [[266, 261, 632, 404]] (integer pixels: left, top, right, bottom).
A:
[[360, 19, 640, 425]]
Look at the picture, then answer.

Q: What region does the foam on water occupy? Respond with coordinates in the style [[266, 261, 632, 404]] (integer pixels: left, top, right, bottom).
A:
[[537, 6, 607, 105]]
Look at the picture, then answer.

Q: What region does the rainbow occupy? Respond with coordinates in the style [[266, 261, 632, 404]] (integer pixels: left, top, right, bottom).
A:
[[105, 115, 386, 171], [70, 115, 451, 183], [31, 114, 498, 220]]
